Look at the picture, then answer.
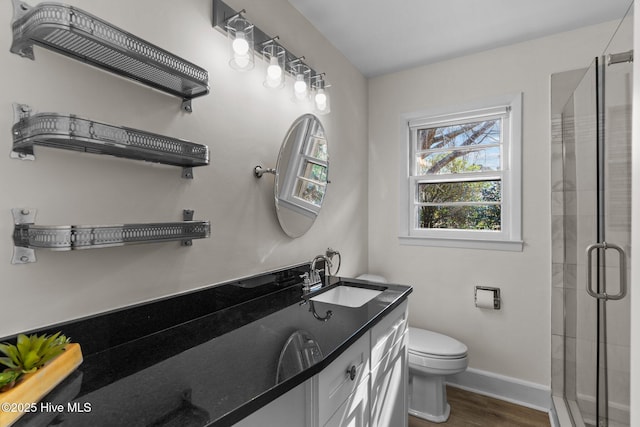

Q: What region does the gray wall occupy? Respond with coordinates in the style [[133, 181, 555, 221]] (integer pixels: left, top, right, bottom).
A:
[[367, 21, 618, 387]]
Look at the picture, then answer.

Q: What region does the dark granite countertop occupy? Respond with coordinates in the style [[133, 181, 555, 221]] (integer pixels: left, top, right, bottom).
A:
[[5, 264, 412, 427]]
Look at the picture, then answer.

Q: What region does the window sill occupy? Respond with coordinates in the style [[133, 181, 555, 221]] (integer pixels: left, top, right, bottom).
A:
[[398, 236, 523, 252]]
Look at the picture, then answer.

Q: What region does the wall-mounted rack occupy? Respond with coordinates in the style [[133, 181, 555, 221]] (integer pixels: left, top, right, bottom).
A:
[[10, 0, 210, 112], [12, 209, 211, 264], [11, 104, 209, 179]]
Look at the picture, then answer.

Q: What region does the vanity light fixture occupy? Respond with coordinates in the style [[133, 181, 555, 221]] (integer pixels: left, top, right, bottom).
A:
[[312, 74, 331, 115], [262, 40, 285, 89], [226, 11, 254, 71], [212, 0, 331, 114]]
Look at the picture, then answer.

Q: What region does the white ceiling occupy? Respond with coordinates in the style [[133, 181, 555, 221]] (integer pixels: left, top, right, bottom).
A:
[[288, 0, 633, 77]]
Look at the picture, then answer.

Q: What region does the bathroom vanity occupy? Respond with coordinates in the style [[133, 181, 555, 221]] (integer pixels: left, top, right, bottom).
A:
[[235, 299, 408, 427], [5, 264, 411, 427]]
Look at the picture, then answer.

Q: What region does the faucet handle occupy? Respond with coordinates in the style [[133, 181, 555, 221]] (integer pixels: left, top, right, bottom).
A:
[[300, 272, 311, 286]]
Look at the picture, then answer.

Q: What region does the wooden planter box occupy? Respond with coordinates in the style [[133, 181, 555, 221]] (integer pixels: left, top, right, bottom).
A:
[[0, 343, 83, 427]]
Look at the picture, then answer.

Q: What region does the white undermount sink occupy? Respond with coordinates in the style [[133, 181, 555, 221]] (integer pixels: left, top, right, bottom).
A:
[[310, 285, 383, 308]]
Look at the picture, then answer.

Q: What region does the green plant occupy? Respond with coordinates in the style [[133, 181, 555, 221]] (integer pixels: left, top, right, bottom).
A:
[[0, 332, 70, 375], [0, 370, 20, 391]]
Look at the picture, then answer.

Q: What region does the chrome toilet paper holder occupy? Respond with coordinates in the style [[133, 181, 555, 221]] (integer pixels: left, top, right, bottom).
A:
[[475, 286, 501, 309]]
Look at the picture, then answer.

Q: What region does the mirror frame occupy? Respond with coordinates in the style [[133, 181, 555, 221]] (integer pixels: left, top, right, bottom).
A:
[[274, 114, 329, 237]]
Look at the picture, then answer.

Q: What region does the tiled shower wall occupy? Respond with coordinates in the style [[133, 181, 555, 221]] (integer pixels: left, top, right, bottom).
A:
[[551, 68, 584, 406], [551, 110, 575, 402]]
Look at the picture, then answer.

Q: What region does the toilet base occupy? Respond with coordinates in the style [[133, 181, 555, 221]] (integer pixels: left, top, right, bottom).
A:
[[408, 369, 451, 423], [409, 404, 450, 423]]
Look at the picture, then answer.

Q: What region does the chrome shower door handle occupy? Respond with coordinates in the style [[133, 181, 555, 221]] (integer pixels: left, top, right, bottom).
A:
[[586, 242, 627, 300]]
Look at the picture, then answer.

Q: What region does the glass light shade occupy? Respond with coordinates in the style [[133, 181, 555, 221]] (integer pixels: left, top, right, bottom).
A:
[[313, 78, 330, 115], [290, 63, 311, 102], [262, 44, 285, 89], [226, 16, 254, 71]]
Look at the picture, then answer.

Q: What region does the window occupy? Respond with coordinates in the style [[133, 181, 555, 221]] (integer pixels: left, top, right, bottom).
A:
[[279, 117, 328, 216], [399, 94, 522, 251]]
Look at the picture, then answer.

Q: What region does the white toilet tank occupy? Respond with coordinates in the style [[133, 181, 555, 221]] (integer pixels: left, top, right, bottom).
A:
[[356, 273, 388, 283]]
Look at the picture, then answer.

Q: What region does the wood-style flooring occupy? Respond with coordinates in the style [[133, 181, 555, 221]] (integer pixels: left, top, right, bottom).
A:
[[408, 386, 551, 427]]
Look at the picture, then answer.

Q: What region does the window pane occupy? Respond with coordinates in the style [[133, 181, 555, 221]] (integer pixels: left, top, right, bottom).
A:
[[418, 205, 502, 230], [294, 180, 326, 207], [416, 146, 500, 175], [418, 180, 501, 203], [302, 162, 327, 183], [417, 118, 501, 151], [305, 136, 328, 161]]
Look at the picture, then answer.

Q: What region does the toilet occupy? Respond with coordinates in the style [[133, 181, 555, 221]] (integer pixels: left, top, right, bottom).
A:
[[356, 274, 468, 423], [408, 327, 468, 422]]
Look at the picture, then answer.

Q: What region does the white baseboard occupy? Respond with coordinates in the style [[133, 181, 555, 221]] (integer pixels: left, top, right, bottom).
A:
[[447, 368, 553, 413]]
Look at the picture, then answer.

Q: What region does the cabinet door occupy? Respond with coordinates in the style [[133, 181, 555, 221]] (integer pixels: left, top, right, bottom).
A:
[[370, 333, 408, 427], [323, 375, 370, 427], [317, 333, 370, 426], [371, 301, 408, 369]]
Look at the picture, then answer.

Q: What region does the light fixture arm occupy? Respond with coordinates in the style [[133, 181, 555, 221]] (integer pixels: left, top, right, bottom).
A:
[[311, 73, 326, 89], [223, 8, 246, 23], [259, 36, 280, 47], [288, 56, 306, 67]]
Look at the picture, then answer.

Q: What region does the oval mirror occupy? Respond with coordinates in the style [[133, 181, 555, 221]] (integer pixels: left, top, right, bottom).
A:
[[274, 114, 328, 237]]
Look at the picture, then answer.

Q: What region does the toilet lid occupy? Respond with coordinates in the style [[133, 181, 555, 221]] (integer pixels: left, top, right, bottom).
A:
[[408, 327, 468, 358]]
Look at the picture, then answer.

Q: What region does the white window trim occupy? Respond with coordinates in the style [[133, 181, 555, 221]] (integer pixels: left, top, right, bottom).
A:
[[279, 118, 327, 215], [398, 93, 523, 252]]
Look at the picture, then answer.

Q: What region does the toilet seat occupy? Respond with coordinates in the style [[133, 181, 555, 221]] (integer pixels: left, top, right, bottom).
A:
[[408, 351, 468, 375], [408, 327, 467, 359]]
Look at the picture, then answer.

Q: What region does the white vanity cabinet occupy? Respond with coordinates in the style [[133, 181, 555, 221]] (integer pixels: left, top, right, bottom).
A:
[[323, 376, 370, 427], [233, 300, 409, 427], [370, 301, 409, 427], [316, 332, 370, 426], [317, 300, 409, 427]]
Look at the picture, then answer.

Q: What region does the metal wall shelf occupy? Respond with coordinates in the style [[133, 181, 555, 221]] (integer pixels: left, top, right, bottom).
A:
[[11, 104, 209, 179], [12, 209, 211, 264], [10, 0, 210, 112]]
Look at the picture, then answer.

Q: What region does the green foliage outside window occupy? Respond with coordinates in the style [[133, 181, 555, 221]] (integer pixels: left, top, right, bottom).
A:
[[416, 120, 502, 231]]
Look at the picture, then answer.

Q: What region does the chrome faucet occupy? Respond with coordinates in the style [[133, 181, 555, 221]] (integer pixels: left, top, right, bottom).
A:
[[311, 254, 332, 287], [301, 254, 332, 294]]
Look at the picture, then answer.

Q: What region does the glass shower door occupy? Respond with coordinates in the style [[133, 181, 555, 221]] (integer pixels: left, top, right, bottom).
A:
[[562, 5, 632, 426]]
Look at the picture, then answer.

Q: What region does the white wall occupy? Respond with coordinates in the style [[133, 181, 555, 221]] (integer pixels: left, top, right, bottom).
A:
[[0, 0, 368, 338], [367, 21, 618, 386]]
